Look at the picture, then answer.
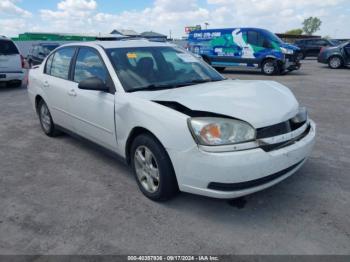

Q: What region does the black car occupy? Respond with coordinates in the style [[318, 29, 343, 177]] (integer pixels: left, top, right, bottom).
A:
[[318, 41, 350, 69], [294, 38, 339, 60], [27, 43, 59, 67]]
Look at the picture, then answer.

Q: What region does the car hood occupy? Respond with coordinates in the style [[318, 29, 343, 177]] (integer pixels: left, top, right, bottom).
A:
[[131, 80, 299, 128], [281, 43, 300, 51], [324, 46, 340, 52]]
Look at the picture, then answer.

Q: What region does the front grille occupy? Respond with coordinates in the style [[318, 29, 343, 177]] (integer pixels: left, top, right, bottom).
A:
[[256, 118, 307, 139], [260, 125, 311, 152], [286, 53, 300, 63]]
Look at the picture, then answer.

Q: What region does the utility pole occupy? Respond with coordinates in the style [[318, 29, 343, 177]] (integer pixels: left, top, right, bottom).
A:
[[169, 30, 172, 40]]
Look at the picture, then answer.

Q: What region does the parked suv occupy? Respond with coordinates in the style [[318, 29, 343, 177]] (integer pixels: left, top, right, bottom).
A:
[[294, 38, 338, 60], [318, 41, 350, 69], [0, 36, 25, 87], [27, 43, 59, 67]]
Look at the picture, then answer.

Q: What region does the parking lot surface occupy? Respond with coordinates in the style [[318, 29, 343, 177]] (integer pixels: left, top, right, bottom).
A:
[[0, 60, 349, 255]]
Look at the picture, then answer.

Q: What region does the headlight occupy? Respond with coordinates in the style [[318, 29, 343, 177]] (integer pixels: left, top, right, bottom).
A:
[[292, 106, 308, 124], [281, 47, 294, 55], [188, 117, 256, 146]]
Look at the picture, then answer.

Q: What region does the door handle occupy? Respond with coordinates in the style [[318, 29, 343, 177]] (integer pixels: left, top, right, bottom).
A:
[[43, 81, 49, 88], [68, 89, 77, 97]]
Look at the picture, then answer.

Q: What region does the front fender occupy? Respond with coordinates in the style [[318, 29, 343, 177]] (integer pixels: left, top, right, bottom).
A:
[[114, 93, 197, 158]]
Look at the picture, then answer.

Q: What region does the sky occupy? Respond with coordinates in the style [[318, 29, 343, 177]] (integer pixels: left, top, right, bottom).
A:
[[1, 0, 349, 38]]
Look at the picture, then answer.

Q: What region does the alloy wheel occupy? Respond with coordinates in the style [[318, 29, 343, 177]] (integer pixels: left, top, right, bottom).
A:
[[330, 57, 341, 69], [134, 146, 160, 193], [40, 103, 51, 133], [263, 62, 275, 75]]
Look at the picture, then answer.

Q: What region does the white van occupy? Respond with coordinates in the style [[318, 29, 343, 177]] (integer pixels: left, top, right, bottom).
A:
[[0, 36, 25, 87]]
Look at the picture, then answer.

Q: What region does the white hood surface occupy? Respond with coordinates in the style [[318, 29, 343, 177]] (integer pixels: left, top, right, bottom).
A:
[[132, 80, 299, 128]]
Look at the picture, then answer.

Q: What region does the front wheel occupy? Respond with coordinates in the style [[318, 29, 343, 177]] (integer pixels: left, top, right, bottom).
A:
[[131, 134, 178, 201], [261, 59, 279, 75], [328, 56, 343, 69], [297, 52, 305, 61]]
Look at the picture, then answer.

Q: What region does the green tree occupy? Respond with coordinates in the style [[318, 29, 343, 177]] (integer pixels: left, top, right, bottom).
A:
[[302, 17, 322, 35], [285, 29, 303, 35]]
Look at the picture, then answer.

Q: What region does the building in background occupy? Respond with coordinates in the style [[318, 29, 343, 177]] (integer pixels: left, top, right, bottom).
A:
[[140, 31, 167, 42], [111, 29, 140, 37]]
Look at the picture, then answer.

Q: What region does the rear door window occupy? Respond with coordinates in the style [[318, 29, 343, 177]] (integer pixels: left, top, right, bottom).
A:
[[50, 47, 76, 80], [0, 40, 19, 55], [314, 40, 329, 46]]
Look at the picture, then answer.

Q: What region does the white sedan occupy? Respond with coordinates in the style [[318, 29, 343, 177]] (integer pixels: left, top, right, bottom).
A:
[[28, 40, 316, 201]]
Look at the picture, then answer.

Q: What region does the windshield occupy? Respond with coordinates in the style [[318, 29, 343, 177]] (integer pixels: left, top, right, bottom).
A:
[[44, 45, 59, 52], [40, 45, 59, 54], [106, 46, 225, 92], [329, 40, 341, 46], [0, 40, 19, 55], [262, 30, 284, 45]]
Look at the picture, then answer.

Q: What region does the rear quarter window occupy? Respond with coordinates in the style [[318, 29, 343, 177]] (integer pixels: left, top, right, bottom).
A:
[[0, 40, 19, 55]]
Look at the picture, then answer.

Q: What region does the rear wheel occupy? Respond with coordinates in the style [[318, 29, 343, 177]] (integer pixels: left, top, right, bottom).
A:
[[261, 59, 278, 75], [38, 100, 60, 137], [131, 134, 178, 201], [8, 80, 22, 88], [328, 56, 343, 69]]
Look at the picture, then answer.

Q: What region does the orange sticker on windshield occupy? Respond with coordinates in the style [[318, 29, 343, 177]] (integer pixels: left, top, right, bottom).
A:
[[127, 53, 137, 59]]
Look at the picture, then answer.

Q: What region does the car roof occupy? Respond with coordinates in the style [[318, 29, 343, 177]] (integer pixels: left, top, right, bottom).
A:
[[60, 40, 175, 49], [297, 38, 327, 41], [0, 36, 12, 41], [36, 43, 60, 46]]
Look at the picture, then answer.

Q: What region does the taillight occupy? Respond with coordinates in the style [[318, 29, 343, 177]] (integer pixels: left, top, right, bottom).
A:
[[20, 55, 26, 68], [320, 47, 325, 53]]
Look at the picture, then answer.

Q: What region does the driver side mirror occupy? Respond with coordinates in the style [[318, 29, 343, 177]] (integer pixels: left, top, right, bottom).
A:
[[78, 77, 109, 92]]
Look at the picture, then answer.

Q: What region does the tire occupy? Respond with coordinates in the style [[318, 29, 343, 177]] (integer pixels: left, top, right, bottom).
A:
[[130, 134, 178, 201], [8, 80, 22, 88], [214, 67, 226, 73], [37, 100, 60, 137], [297, 52, 305, 61], [261, 59, 278, 75], [328, 56, 343, 69], [202, 56, 211, 65]]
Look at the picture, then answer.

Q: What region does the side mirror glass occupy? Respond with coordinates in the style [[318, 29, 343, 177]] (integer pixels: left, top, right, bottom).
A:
[[78, 77, 109, 92]]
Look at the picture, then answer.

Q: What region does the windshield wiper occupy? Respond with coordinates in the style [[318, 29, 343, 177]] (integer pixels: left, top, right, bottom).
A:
[[128, 79, 225, 92], [176, 78, 223, 87], [128, 83, 177, 92]]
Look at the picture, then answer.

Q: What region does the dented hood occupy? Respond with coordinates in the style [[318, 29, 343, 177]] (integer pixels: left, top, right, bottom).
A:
[[131, 80, 299, 128]]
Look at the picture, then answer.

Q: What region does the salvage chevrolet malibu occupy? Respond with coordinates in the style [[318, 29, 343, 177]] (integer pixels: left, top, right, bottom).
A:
[[28, 40, 316, 201]]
